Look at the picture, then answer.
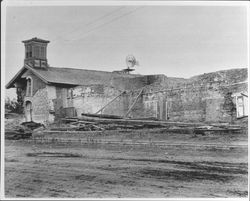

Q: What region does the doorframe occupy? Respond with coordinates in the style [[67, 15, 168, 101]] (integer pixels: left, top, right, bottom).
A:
[[25, 101, 33, 122]]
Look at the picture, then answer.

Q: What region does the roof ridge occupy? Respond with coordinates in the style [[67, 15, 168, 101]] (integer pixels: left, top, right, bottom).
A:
[[48, 66, 142, 76], [48, 66, 113, 73]]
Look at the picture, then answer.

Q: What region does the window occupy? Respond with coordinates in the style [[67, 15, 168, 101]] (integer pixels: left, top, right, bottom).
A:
[[41, 46, 45, 58], [26, 45, 32, 58], [34, 46, 40, 57], [26, 77, 33, 96], [236, 94, 248, 118]]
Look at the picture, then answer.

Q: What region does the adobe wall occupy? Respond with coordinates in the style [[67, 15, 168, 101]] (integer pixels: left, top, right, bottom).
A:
[[24, 88, 50, 124], [22, 71, 55, 124], [68, 85, 127, 117], [129, 83, 247, 123], [25, 68, 246, 124], [21, 70, 47, 95], [111, 74, 177, 91], [128, 68, 248, 123]]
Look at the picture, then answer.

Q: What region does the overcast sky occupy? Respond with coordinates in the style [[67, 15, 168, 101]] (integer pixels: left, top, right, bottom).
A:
[[3, 3, 248, 98]]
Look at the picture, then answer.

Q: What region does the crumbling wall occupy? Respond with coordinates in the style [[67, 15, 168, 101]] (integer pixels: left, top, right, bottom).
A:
[[53, 87, 66, 118], [112, 74, 173, 91], [46, 85, 56, 122], [70, 85, 126, 117], [189, 68, 248, 85], [23, 68, 246, 124], [128, 68, 247, 123]]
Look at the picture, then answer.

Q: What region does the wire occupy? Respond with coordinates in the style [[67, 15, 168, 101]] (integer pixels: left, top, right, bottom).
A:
[[53, 6, 126, 42], [60, 6, 145, 42]]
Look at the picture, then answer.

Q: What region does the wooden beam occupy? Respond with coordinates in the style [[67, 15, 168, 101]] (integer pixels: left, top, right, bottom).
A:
[[79, 115, 206, 127], [123, 88, 144, 118], [241, 93, 248, 98], [95, 91, 125, 114], [82, 113, 123, 119]]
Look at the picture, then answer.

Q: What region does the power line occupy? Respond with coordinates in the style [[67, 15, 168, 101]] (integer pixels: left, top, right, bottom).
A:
[[61, 6, 145, 42], [53, 6, 126, 42]]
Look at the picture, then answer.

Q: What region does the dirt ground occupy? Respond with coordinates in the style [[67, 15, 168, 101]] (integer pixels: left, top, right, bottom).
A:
[[4, 130, 248, 198]]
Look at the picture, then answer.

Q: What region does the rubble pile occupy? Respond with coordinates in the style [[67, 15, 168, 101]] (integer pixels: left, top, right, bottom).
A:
[[5, 120, 45, 140]]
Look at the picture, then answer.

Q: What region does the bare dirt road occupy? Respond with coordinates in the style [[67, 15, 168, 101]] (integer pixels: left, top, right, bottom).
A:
[[4, 130, 248, 198]]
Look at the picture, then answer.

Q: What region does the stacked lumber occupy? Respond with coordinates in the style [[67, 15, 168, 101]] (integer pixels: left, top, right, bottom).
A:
[[57, 113, 245, 134], [51, 121, 104, 131]]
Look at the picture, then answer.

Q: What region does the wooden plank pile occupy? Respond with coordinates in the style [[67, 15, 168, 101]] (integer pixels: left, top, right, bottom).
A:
[[54, 113, 245, 134]]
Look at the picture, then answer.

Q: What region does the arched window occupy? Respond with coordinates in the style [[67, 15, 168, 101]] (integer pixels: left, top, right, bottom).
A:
[[26, 77, 33, 96]]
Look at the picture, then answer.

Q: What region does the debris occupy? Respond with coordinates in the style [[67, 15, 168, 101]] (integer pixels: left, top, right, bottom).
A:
[[5, 120, 45, 140], [5, 126, 32, 140], [60, 114, 245, 134], [81, 113, 123, 119], [21, 121, 45, 130]]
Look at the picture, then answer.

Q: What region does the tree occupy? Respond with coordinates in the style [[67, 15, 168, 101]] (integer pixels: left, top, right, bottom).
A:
[[5, 97, 23, 114]]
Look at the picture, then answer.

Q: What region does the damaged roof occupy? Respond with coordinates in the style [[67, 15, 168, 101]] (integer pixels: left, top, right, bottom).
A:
[[6, 64, 141, 89]]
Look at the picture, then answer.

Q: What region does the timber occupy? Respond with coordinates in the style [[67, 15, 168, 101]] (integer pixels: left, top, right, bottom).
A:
[[79, 115, 206, 127], [82, 113, 123, 119], [124, 88, 144, 118], [95, 91, 126, 114]]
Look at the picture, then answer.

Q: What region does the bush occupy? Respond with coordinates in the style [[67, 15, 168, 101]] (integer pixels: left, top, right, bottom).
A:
[[5, 97, 23, 114]]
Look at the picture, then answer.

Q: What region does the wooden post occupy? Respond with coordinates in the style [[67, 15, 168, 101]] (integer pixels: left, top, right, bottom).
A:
[[95, 91, 125, 114], [241, 93, 248, 98]]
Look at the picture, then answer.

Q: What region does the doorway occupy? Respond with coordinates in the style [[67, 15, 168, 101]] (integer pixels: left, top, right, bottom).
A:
[[25, 101, 32, 122]]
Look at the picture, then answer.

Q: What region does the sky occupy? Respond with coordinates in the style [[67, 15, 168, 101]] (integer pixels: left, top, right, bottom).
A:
[[3, 2, 248, 99]]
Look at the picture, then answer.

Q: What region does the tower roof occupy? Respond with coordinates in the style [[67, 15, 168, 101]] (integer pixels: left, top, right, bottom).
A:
[[22, 37, 50, 44]]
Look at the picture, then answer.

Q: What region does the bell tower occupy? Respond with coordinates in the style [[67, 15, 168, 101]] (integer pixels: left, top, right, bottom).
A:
[[22, 37, 50, 68]]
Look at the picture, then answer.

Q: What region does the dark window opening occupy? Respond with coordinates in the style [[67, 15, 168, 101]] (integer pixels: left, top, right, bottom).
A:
[[26, 78, 32, 96]]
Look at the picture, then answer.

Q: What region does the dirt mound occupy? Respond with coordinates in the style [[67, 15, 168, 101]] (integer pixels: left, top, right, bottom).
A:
[[5, 114, 45, 140], [5, 113, 24, 130]]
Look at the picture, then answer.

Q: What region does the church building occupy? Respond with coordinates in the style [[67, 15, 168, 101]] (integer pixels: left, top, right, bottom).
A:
[[6, 37, 248, 125]]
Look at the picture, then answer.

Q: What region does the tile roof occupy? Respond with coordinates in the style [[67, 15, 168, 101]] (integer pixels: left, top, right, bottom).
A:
[[6, 65, 141, 88], [33, 66, 141, 85]]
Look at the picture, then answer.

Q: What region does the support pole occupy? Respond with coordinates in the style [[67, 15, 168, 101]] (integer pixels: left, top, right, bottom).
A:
[[241, 93, 248, 98], [124, 88, 144, 118], [95, 91, 125, 114]]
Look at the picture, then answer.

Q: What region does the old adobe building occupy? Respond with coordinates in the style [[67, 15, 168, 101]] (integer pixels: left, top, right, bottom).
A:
[[6, 38, 248, 125]]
